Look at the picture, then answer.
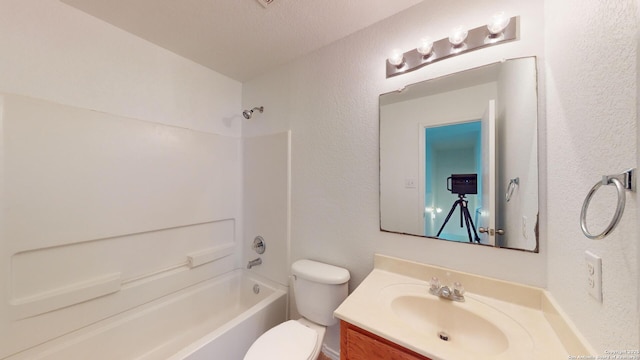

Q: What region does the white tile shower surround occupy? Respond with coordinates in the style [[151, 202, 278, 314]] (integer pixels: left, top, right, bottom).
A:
[[0, 93, 242, 358]]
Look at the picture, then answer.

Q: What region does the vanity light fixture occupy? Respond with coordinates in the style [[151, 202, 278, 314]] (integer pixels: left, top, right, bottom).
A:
[[448, 26, 468, 47], [416, 37, 434, 57], [487, 12, 511, 35], [387, 49, 405, 67], [386, 15, 519, 78]]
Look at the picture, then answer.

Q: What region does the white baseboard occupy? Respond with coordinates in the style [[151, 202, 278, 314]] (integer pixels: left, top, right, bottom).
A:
[[321, 344, 340, 360]]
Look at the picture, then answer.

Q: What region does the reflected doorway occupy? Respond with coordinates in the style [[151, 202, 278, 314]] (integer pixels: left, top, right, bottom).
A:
[[424, 121, 482, 241]]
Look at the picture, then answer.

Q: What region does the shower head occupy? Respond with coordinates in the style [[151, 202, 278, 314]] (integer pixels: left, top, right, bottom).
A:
[[242, 106, 264, 119]]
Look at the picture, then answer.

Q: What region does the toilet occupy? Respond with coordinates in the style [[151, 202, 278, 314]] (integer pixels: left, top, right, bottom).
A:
[[244, 259, 350, 360]]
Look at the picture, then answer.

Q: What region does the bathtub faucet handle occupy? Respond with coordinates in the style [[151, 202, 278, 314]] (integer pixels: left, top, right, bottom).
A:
[[247, 257, 262, 269]]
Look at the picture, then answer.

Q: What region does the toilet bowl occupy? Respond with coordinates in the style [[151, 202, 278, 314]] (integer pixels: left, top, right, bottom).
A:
[[243, 259, 350, 360]]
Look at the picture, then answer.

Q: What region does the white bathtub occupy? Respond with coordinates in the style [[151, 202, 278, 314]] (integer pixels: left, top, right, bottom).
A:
[[9, 270, 287, 360]]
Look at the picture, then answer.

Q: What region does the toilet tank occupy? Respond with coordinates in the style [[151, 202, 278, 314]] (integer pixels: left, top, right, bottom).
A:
[[292, 260, 350, 326]]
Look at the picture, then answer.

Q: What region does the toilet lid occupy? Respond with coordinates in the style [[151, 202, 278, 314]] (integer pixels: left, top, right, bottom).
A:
[[244, 320, 318, 360]]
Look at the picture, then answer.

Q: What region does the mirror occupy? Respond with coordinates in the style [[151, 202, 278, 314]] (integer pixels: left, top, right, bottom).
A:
[[380, 57, 539, 252]]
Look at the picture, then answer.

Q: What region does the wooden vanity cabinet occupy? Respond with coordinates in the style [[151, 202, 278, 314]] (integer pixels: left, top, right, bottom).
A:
[[340, 321, 432, 360]]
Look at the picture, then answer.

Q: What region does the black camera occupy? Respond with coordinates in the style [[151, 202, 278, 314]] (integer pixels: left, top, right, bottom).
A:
[[447, 174, 477, 195]]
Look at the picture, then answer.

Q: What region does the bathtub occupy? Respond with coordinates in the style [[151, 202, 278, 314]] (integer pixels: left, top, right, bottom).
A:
[[9, 270, 288, 360]]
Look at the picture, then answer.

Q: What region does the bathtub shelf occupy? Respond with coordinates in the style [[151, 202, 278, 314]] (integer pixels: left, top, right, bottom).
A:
[[187, 244, 235, 268], [11, 273, 122, 319]]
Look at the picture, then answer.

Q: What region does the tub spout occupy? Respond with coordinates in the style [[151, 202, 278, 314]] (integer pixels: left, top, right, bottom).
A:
[[247, 258, 262, 269]]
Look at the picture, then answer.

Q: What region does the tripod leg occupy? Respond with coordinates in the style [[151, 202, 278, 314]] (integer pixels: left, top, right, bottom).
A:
[[462, 206, 481, 243], [462, 207, 473, 242], [436, 200, 461, 237]]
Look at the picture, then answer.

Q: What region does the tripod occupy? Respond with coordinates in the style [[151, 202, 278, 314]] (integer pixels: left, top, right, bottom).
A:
[[436, 194, 481, 243]]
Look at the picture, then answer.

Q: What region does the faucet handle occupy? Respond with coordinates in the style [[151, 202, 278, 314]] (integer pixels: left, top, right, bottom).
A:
[[453, 281, 465, 298], [429, 276, 441, 292]]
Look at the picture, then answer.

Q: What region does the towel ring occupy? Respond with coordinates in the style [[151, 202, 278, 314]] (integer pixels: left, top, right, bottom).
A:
[[506, 177, 519, 202], [580, 169, 636, 240]]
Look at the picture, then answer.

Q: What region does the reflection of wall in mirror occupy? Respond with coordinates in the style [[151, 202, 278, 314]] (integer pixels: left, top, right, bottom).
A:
[[425, 122, 481, 242], [380, 83, 497, 236], [496, 58, 538, 250]]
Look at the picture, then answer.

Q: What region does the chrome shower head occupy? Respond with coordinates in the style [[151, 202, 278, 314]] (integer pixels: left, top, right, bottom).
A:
[[242, 106, 264, 119]]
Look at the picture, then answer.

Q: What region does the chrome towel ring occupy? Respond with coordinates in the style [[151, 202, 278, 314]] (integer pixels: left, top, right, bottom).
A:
[[580, 168, 636, 240]]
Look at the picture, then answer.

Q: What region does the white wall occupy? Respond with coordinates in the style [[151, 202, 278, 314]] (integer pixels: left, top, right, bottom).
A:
[[243, 0, 546, 282], [0, 1, 244, 356], [545, 0, 638, 352], [637, 1, 640, 348], [242, 0, 546, 353], [0, 0, 242, 136], [496, 58, 539, 250], [2, 0, 633, 356], [243, 0, 639, 354], [242, 132, 291, 286]]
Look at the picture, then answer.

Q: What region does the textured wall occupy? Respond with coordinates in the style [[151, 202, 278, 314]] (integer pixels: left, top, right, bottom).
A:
[[243, 0, 640, 354], [243, 1, 546, 285], [242, 0, 546, 354], [243, 0, 546, 285], [545, 0, 639, 352]]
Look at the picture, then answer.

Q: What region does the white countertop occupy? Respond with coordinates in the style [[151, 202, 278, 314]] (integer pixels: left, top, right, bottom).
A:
[[334, 254, 595, 360]]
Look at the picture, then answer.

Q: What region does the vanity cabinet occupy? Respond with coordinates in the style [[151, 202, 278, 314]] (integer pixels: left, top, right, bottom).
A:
[[340, 321, 432, 360]]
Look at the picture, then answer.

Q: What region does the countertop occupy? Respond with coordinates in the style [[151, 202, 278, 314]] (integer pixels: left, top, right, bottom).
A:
[[334, 254, 595, 360]]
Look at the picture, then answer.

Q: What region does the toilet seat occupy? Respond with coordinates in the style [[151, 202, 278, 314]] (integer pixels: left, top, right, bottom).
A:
[[243, 320, 319, 360]]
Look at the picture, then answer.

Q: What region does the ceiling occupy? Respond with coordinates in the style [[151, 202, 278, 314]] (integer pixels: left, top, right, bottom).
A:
[[61, 0, 424, 82]]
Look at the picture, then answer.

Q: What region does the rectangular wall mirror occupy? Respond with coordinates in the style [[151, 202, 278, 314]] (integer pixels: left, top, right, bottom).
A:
[[380, 56, 539, 252]]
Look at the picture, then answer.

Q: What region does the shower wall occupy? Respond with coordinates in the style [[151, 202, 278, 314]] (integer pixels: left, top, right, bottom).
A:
[[242, 131, 291, 286], [0, 92, 241, 358], [0, 1, 243, 357]]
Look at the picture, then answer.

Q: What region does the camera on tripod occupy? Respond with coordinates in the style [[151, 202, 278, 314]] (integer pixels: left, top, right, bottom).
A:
[[437, 173, 480, 243], [447, 174, 477, 195]]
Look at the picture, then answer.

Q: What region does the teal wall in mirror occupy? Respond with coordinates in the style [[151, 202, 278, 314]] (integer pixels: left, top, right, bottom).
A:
[[424, 121, 482, 242]]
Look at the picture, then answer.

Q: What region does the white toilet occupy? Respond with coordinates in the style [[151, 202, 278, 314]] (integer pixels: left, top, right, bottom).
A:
[[244, 259, 350, 360]]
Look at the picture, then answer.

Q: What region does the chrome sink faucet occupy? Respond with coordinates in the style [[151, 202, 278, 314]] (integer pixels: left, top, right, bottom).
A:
[[429, 277, 465, 302]]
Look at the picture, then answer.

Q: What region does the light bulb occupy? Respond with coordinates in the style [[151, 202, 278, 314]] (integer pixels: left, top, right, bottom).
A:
[[417, 37, 434, 56], [388, 49, 404, 66], [487, 12, 510, 35], [448, 26, 468, 46]]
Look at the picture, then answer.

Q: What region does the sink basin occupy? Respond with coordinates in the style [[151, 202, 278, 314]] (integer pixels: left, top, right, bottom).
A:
[[379, 284, 533, 358], [390, 295, 508, 355]]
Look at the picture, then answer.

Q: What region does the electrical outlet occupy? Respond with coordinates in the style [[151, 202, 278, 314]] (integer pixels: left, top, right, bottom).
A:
[[585, 251, 602, 302]]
